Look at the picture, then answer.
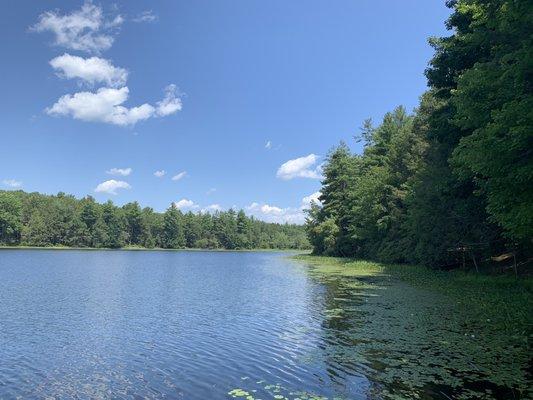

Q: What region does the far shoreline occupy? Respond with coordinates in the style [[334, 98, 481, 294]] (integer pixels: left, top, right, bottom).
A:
[[0, 245, 310, 253]]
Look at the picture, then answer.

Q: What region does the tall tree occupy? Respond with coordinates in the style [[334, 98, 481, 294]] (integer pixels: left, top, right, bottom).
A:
[[162, 203, 185, 248], [122, 202, 145, 245]]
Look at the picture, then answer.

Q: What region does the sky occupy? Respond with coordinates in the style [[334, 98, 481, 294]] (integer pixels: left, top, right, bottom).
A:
[[0, 1, 451, 223]]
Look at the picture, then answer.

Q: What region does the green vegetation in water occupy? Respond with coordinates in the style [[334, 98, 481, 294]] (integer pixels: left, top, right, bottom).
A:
[[291, 255, 532, 399], [229, 381, 336, 400]]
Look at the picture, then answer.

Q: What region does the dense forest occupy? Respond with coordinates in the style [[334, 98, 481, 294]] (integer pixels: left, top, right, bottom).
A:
[[306, 0, 532, 268], [0, 190, 309, 250]]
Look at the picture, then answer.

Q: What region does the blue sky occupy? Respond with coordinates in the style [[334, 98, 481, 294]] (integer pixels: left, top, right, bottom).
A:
[[1, 1, 451, 223]]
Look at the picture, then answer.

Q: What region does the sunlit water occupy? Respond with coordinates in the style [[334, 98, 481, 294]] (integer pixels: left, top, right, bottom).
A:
[[0, 250, 528, 399]]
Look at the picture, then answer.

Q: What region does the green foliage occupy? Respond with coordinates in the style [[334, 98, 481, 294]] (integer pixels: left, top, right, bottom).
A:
[[0, 191, 22, 244], [0, 190, 309, 250], [162, 203, 186, 248], [447, 0, 533, 241], [306, 0, 532, 266]]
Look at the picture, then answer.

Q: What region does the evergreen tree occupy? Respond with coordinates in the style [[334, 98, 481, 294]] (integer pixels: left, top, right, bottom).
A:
[[162, 203, 186, 248]]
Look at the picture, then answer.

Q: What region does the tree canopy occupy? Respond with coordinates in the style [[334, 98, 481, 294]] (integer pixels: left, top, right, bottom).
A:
[[306, 0, 532, 267], [0, 190, 309, 251]]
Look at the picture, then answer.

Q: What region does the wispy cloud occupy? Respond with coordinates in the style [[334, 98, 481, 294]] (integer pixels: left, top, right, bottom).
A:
[[2, 179, 22, 188], [276, 154, 322, 180], [156, 84, 182, 116], [106, 167, 132, 176], [50, 53, 128, 87], [206, 188, 217, 195], [301, 191, 322, 208], [94, 179, 131, 195], [31, 2, 122, 54], [154, 170, 166, 178], [202, 204, 222, 213], [132, 10, 158, 23], [171, 171, 187, 181], [265, 140, 272, 149]]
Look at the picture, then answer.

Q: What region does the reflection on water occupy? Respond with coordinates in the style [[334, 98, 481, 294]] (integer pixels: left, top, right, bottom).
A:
[[0, 250, 529, 399]]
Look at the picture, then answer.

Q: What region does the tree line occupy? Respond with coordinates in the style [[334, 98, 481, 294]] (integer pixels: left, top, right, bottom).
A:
[[0, 190, 309, 250], [306, 0, 532, 268]]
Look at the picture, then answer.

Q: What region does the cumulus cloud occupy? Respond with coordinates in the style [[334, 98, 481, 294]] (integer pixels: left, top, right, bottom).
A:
[[132, 10, 158, 23], [246, 202, 305, 224], [171, 171, 187, 181], [31, 2, 122, 54], [276, 154, 322, 180], [174, 199, 198, 210], [2, 179, 22, 188], [46, 85, 181, 126], [94, 179, 131, 195], [35, 4, 182, 127], [106, 167, 131, 176], [301, 191, 322, 209], [50, 53, 128, 87], [154, 170, 166, 178], [156, 84, 182, 116]]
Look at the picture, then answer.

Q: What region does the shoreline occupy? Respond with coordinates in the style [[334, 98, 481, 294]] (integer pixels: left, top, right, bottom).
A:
[[0, 245, 309, 253]]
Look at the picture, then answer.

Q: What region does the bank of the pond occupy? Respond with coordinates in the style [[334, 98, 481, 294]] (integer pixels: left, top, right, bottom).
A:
[[0, 245, 310, 253], [293, 255, 532, 338]]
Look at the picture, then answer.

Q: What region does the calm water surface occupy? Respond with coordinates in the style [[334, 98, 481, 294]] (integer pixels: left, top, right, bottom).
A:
[[0, 250, 527, 399]]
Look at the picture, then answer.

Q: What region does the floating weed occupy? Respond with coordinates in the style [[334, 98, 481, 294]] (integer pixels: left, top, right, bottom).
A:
[[290, 255, 532, 399], [233, 382, 339, 400], [228, 388, 252, 398]]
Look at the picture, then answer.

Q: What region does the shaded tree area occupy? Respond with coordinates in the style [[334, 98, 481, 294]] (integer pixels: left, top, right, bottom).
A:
[[0, 191, 309, 250], [307, 0, 532, 268]]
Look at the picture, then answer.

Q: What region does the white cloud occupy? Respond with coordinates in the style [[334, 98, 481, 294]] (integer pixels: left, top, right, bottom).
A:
[[106, 167, 131, 176], [301, 191, 322, 209], [2, 179, 22, 188], [174, 199, 198, 210], [132, 10, 158, 23], [206, 188, 217, 195], [31, 2, 122, 54], [156, 84, 182, 116], [50, 53, 128, 87], [154, 170, 166, 178], [246, 202, 305, 224], [94, 179, 130, 195], [171, 171, 187, 181], [202, 204, 222, 213], [276, 154, 322, 180], [47, 87, 152, 126], [265, 140, 272, 149], [46, 85, 181, 126]]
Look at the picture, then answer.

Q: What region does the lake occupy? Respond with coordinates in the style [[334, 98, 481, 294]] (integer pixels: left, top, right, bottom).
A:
[[0, 250, 528, 399]]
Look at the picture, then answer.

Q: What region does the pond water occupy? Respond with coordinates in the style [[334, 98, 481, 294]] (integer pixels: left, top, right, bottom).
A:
[[0, 250, 528, 399]]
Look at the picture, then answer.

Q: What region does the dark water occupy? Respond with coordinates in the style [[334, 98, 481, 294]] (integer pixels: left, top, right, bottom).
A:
[[0, 250, 528, 399]]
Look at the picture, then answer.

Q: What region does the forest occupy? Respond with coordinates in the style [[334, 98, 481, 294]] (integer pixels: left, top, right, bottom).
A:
[[0, 190, 309, 250], [306, 0, 532, 269]]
